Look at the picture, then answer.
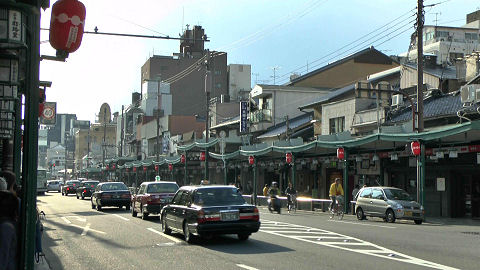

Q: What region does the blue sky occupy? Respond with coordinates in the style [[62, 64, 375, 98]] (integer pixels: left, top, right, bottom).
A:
[[39, 0, 479, 123]]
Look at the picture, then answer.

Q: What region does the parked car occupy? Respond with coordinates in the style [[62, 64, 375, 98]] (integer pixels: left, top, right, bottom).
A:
[[161, 185, 260, 243], [76, 180, 100, 200], [46, 180, 61, 192], [91, 182, 131, 211], [355, 186, 424, 224], [131, 181, 179, 219], [61, 180, 81, 196]]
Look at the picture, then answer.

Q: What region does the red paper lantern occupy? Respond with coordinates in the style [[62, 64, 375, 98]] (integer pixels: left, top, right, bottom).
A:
[[155, 165, 159, 171], [143, 166, 147, 172], [168, 164, 173, 171], [112, 164, 116, 170], [133, 167, 137, 172], [180, 154, 186, 164], [248, 156, 255, 165], [49, 0, 86, 53], [200, 152, 206, 161], [105, 164, 109, 170], [337, 147, 345, 160], [126, 168, 129, 172], [286, 152, 292, 164], [411, 141, 421, 156]]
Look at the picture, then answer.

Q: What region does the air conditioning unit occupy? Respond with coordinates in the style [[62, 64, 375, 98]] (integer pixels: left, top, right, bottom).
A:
[[391, 94, 404, 106], [460, 85, 476, 103]]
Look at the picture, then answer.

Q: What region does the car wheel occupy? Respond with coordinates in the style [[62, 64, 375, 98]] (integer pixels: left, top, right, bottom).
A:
[[141, 206, 148, 220], [238, 233, 250, 241], [386, 209, 396, 223], [414, 219, 423, 225], [161, 215, 172, 235], [131, 205, 137, 217], [183, 222, 195, 244], [356, 207, 365, 220], [125, 205, 130, 211]]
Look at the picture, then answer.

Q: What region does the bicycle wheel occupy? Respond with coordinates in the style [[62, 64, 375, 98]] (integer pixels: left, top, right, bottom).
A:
[[337, 205, 344, 220]]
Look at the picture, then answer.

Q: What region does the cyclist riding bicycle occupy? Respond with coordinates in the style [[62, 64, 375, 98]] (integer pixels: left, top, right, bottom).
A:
[[329, 178, 344, 213], [285, 182, 297, 209]]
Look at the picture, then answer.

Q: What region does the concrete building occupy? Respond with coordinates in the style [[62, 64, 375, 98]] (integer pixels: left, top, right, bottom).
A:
[[140, 25, 228, 119], [403, 10, 480, 65], [228, 64, 251, 101]]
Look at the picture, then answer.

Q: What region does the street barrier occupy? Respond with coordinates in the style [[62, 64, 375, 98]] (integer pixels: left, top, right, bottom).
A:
[[243, 195, 355, 213]]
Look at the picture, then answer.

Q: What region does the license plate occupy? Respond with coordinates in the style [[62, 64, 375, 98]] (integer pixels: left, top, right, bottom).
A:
[[404, 211, 412, 217], [220, 211, 239, 221]]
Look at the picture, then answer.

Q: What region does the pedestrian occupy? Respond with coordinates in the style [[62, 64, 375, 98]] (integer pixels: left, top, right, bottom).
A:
[[0, 190, 19, 270], [352, 185, 360, 200], [263, 184, 269, 197]]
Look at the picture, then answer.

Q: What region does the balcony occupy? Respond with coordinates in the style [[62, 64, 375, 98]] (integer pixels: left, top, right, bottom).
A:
[[250, 109, 272, 124]]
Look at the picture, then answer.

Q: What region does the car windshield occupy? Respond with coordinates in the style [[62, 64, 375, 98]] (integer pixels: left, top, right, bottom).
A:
[[67, 181, 80, 186], [147, 183, 179, 193], [84, 181, 99, 188], [384, 189, 413, 201], [101, 183, 128, 191], [193, 187, 245, 206]]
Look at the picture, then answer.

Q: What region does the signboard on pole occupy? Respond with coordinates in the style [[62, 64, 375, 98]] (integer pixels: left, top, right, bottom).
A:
[[40, 102, 56, 125], [240, 101, 248, 133]]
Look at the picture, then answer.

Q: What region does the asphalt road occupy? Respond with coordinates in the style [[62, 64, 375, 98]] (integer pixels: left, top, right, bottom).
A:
[[37, 192, 479, 270]]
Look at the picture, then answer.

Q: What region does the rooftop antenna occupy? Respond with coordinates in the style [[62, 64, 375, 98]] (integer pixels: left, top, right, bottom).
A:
[[270, 66, 281, 85], [252, 72, 260, 84], [181, 7, 184, 33], [433, 12, 441, 26]]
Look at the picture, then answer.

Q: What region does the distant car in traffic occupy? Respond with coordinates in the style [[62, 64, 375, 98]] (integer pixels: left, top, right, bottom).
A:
[[61, 180, 81, 196], [355, 186, 424, 224], [76, 180, 100, 200], [161, 185, 260, 243], [131, 181, 179, 220], [91, 182, 131, 211], [47, 180, 61, 193]]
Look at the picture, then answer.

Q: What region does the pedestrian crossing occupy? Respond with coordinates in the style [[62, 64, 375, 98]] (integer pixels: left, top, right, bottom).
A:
[[260, 220, 458, 270]]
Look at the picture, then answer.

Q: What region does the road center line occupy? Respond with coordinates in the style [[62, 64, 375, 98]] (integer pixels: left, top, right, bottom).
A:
[[147, 228, 182, 243], [328, 219, 396, 229], [81, 223, 91, 236], [236, 264, 259, 270], [112, 214, 130, 221]]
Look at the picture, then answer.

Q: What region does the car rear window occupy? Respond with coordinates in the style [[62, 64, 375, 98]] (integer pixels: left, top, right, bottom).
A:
[[147, 183, 179, 193], [101, 183, 128, 191], [84, 181, 99, 188], [384, 189, 413, 201], [66, 181, 80, 186], [193, 187, 245, 206]]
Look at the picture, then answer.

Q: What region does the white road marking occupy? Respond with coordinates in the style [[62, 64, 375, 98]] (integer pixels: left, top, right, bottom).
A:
[[328, 219, 396, 229], [156, 243, 176, 247], [81, 223, 91, 236], [236, 264, 259, 270], [66, 216, 87, 222], [147, 228, 182, 243], [260, 219, 459, 270], [112, 214, 130, 221], [70, 223, 106, 235], [61, 217, 71, 224]]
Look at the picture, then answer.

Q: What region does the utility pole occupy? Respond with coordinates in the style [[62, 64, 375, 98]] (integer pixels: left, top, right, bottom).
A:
[[120, 105, 124, 157], [102, 107, 107, 168], [156, 76, 162, 166], [64, 133, 68, 181], [87, 128, 90, 168], [204, 50, 211, 182], [416, 0, 425, 207], [285, 115, 290, 141], [271, 66, 281, 85]]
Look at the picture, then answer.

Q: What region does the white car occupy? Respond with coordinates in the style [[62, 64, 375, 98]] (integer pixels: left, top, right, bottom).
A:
[[47, 180, 61, 192]]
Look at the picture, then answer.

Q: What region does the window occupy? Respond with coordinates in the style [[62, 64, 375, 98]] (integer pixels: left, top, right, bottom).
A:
[[465, 33, 478, 40], [329, 117, 345, 134], [449, 52, 463, 63], [138, 185, 146, 194], [214, 70, 221, 75], [359, 188, 372, 199], [172, 190, 184, 204], [216, 83, 222, 89], [372, 189, 384, 200], [436, 30, 449, 38]]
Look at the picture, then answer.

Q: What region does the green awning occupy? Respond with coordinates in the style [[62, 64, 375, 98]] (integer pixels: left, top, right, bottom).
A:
[[177, 139, 219, 151], [209, 151, 241, 160]]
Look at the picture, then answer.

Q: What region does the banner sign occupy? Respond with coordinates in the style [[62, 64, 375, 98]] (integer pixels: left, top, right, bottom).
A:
[[40, 102, 56, 125], [240, 101, 248, 133]]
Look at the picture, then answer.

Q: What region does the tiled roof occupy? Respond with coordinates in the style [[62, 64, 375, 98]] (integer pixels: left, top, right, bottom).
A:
[[257, 112, 313, 139]]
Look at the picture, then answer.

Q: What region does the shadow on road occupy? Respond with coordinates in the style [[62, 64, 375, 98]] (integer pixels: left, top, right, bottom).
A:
[[199, 236, 294, 254]]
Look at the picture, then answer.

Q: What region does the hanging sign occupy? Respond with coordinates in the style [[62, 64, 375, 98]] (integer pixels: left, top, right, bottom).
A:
[[240, 101, 248, 133], [40, 102, 56, 125]]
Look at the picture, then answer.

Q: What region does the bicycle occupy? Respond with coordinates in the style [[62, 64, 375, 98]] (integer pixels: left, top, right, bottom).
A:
[[287, 194, 297, 213], [329, 195, 344, 220]]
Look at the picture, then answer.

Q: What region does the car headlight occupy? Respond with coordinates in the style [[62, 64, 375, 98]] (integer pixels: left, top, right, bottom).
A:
[[392, 203, 403, 209]]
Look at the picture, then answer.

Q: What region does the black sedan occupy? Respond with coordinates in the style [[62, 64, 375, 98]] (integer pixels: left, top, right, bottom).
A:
[[91, 182, 131, 211], [76, 180, 100, 200], [160, 185, 260, 243], [61, 180, 81, 196]]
